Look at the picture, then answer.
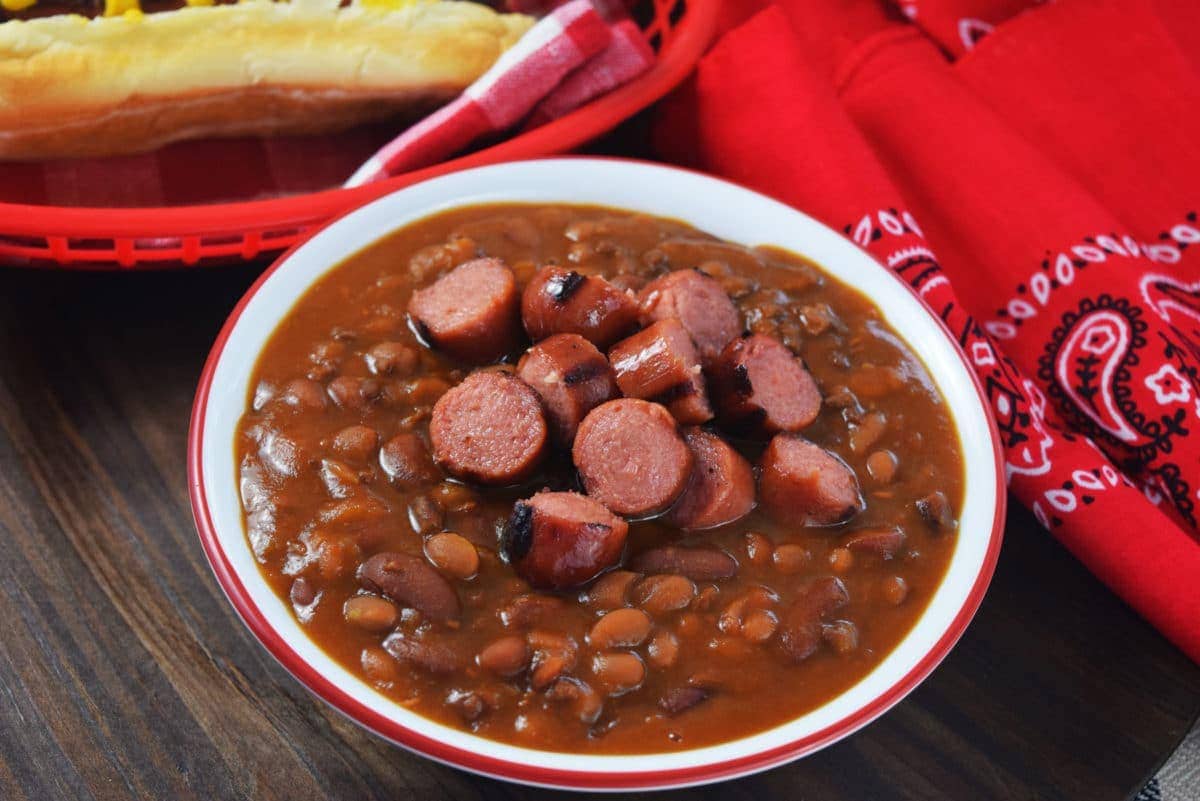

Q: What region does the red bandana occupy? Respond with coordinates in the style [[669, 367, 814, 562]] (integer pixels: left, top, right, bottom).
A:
[[653, 0, 1200, 662]]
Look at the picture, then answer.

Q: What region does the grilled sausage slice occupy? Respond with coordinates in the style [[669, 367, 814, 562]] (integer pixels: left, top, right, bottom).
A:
[[407, 257, 523, 363], [429, 371, 548, 485], [501, 491, 630, 590], [608, 319, 713, 425], [666, 427, 755, 530], [517, 333, 618, 445], [709, 334, 821, 434], [521, 265, 639, 348], [758, 434, 863, 526], [572, 399, 693, 518], [637, 269, 740, 365]]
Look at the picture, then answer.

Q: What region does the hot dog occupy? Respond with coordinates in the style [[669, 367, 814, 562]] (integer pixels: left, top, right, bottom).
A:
[[0, 0, 533, 159]]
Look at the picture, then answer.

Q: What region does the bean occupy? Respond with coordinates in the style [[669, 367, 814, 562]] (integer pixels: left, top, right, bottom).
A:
[[772, 543, 810, 574], [718, 587, 775, 635], [882, 575, 909, 605], [407, 494, 445, 536], [366, 342, 418, 377], [501, 595, 567, 629], [433, 481, 479, 513], [358, 551, 460, 623], [382, 632, 461, 673], [343, 595, 399, 632], [328, 376, 382, 411], [691, 585, 720, 612], [645, 630, 679, 670], [588, 608, 652, 649], [289, 576, 316, 609], [280, 378, 327, 411], [592, 651, 645, 696], [743, 531, 774, 567], [361, 646, 400, 684], [916, 490, 956, 530], [829, 547, 855, 573], [866, 449, 898, 483], [740, 609, 778, 643], [843, 527, 905, 559], [582, 570, 640, 611], [848, 364, 904, 399], [546, 677, 603, 724], [798, 303, 839, 336], [477, 636, 529, 677], [778, 577, 849, 663], [332, 425, 379, 463], [406, 376, 452, 407], [714, 635, 757, 660], [382, 434, 440, 488], [822, 620, 859, 655], [310, 340, 348, 366], [319, 459, 362, 499], [528, 630, 578, 690], [424, 532, 479, 580], [446, 688, 492, 723], [632, 575, 697, 617], [659, 686, 710, 716], [849, 410, 888, 455], [305, 530, 360, 581], [631, 546, 738, 581]]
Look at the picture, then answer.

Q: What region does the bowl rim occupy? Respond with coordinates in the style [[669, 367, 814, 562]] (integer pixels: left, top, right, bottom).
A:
[[188, 156, 1006, 791]]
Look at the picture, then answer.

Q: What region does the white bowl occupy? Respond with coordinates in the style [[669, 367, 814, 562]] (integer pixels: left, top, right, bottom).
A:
[[189, 158, 1005, 791]]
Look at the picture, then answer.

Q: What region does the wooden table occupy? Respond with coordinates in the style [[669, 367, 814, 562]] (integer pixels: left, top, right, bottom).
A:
[[1, 260, 1197, 801]]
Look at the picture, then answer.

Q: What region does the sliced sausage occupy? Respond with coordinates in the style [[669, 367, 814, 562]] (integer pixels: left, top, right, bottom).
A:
[[379, 432, 440, 486], [358, 551, 461, 623], [666, 428, 755, 530], [500, 491, 630, 590], [408, 257, 522, 363], [572, 399, 693, 517], [637, 269, 741, 365], [778, 577, 849, 663], [759, 434, 864, 527], [630, 546, 738, 581], [708, 334, 821, 434], [608, 319, 713, 425], [516, 333, 618, 445], [429, 371, 548, 486], [521, 265, 639, 348]]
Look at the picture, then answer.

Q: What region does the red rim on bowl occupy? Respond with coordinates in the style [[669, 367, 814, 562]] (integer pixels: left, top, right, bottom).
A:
[[187, 158, 1007, 790]]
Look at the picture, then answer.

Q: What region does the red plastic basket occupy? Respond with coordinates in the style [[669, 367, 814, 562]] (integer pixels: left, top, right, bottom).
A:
[[0, 0, 716, 270]]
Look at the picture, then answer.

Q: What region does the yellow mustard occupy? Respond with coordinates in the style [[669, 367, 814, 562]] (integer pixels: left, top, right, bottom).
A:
[[103, 0, 140, 16], [0, 0, 38, 11]]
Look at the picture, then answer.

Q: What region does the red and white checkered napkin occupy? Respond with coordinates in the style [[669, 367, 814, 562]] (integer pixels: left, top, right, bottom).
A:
[[524, 19, 656, 130], [344, 0, 654, 187]]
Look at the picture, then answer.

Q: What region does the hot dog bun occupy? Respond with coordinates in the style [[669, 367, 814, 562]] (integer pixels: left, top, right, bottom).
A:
[[0, 0, 533, 159]]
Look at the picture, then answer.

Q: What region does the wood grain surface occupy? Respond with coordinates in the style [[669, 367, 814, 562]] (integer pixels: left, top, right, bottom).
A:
[[1, 264, 1197, 801]]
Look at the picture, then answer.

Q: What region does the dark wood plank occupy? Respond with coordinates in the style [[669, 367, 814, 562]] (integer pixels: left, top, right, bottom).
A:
[[0, 263, 1196, 801]]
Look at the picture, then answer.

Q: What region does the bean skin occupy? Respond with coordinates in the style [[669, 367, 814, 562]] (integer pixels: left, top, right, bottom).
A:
[[778, 577, 849, 663], [477, 636, 530, 677], [588, 608, 652, 649], [424, 532, 480, 580], [359, 552, 461, 623], [343, 595, 399, 632]]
